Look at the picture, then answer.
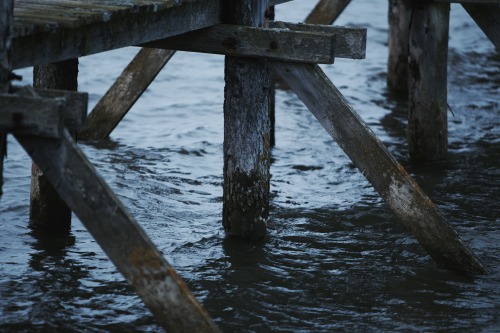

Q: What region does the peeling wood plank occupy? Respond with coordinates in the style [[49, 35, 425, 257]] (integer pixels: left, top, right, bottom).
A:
[[142, 24, 337, 64], [15, 130, 221, 333], [272, 61, 487, 274]]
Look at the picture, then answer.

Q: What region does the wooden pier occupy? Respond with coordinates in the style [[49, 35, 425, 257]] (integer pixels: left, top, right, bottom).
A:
[[1, 0, 497, 331]]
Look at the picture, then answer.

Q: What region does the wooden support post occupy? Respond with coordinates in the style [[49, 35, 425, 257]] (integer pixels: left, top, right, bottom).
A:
[[462, 3, 500, 50], [305, 0, 352, 25], [15, 130, 221, 333], [408, 2, 450, 162], [30, 59, 78, 230], [0, 0, 13, 196], [272, 61, 486, 274], [268, 5, 276, 147], [79, 48, 175, 140], [387, 0, 411, 94], [223, 0, 272, 240]]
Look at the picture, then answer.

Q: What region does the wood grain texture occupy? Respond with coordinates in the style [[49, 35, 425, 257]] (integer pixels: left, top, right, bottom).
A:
[[269, 21, 366, 59], [272, 61, 486, 274], [0, 93, 62, 138], [12, 0, 222, 69], [16, 130, 221, 333], [462, 3, 500, 49], [142, 24, 336, 64], [304, 0, 351, 25], [408, 2, 450, 161], [223, 0, 271, 240], [79, 48, 175, 140]]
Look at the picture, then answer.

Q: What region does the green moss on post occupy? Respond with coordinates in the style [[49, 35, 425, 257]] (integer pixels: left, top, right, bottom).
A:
[[223, 0, 271, 240]]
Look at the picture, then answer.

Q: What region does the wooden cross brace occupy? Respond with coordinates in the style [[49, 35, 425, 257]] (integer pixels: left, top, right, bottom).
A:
[[81, 20, 486, 273], [4, 89, 221, 332]]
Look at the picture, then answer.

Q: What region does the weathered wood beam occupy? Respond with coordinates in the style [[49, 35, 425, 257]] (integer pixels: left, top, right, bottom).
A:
[[223, 0, 272, 240], [269, 21, 366, 59], [387, 0, 411, 94], [0, 93, 62, 138], [462, 3, 500, 49], [408, 2, 450, 161], [11, 86, 88, 132], [79, 48, 175, 140], [141, 24, 337, 64], [12, 0, 222, 69], [305, 0, 352, 25], [272, 61, 486, 274], [15, 130, 221, 333]]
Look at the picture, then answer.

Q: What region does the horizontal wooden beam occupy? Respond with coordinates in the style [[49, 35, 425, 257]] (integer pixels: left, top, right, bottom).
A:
[[0, 86, 86, 137], [15, 130, 221, 333], [12, 86, 88, 131], [141, 24, 338, 64], [0, 93, 62, 138], [270, 21, 366, 59], [12, 0, 222, 69], [272, 61, 486, 274]]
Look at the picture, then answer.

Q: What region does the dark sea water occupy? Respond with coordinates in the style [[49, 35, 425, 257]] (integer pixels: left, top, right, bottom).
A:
[[1, 1, 499, 332]]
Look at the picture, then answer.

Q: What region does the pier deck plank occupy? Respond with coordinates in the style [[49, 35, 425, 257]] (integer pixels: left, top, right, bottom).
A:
[[12, 0, 222, 69]]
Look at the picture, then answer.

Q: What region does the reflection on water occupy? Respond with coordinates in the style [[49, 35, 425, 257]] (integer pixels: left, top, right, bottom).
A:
[[1, 1, 499, 332]]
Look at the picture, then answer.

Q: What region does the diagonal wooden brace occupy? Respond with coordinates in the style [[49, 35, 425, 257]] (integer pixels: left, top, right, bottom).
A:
[[272, 61, 487, 274], [15, 130, 221, 333]]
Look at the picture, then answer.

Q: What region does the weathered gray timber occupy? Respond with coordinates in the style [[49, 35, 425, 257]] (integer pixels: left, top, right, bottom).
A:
[[0, 93, 62, 138], [223, 0, 272, 240], [11, 86, 87, 132], [0, 0, 14, 195], [269, 22, 366, 60], [30, 59, 78, 229], [15, 130, 221, 333], [0, 86, 88, 138], [12, 0, 222, 69], [80, 48, 175, 140], [305, 0, 351, 25], [142, 24, 337, 64], [272, 61, 486, 274], [387, 0, 411, 93], [462, 3, 500, 49], [408, 2, 450, 162]]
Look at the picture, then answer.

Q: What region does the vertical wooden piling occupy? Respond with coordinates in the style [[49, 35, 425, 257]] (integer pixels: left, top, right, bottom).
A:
[[387, 0, 411, 94], [408, 2, 450, 162], [30, 59, 78, 229], [223, 0, 272, 240], [0, 0, 13, 195]]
